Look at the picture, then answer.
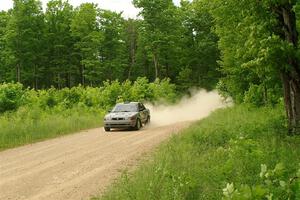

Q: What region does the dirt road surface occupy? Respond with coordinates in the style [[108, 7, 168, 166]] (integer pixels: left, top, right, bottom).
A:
[[0, 123, 190, 200], [0, 90, 226, 200]]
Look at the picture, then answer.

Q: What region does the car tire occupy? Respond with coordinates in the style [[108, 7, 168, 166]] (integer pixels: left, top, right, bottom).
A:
[[145, 116, 150, 125], [104, 127, 110, 132], [134, 119, 142, 130]]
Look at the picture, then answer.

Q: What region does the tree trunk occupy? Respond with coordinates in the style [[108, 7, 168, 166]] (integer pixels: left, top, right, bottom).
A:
[[281, 72, 300, 134], [263, 81, 268, 105], [16, 63, 21, 83], [35, 75, 38, 90], [153, 52, 159, 79], [128, 39, 136, 80], [127, 26, 136, 80], [34, 65, 38, 89], [278, 4, 300, 134], [165, 55, 170, 78], [67, 72, 71, 88], [57, 73, 61, 89], [80, 65, 85, 86]]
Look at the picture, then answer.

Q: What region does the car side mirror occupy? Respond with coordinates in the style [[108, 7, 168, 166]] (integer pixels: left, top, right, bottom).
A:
[[108, 110, 112, 113]]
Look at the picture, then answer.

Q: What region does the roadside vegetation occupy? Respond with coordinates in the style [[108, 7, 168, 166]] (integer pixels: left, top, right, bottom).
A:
[[94, 1, 300, 198], [98, 105, 300, 200], [0, 78, 176, 150], [0, 0, 300, 198]]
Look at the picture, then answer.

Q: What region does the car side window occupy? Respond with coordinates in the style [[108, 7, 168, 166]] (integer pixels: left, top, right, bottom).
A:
[[140, 103, 146, 111]]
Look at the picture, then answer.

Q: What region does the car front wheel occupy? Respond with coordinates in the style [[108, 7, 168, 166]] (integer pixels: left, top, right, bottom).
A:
[[134, 119, 142, 130], [104, 127, 110, 132], [145, 116, 150, 125]]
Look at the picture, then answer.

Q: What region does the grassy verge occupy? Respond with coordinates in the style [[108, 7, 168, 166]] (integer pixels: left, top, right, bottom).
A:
[[97, 105, 300, 200], [0, 107, 104, 150]]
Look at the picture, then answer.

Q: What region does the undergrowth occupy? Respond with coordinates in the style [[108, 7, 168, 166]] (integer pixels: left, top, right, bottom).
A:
[[97, 105, 300, 200], [0, 78, 176, 150]]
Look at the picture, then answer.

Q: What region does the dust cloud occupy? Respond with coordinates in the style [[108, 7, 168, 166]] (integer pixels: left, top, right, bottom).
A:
[[146, 90, 231, 127]]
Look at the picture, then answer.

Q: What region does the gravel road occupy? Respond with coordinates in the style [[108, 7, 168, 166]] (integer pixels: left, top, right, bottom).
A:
[[0, 90, 227, 200], [0, 123, 190, 200]]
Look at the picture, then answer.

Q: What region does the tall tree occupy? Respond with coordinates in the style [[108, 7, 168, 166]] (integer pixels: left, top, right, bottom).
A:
[[124, 19, 138, 80], [274, 1, 300, 134], [71, 3, 102, 86], [133, 0, 181, 79], [45, 0, 74, 88], [6, 0, 45, 88], [176, 0, 220, 90], [98, 10, 126, 82], [210, 0, 300, 134], [0, 11, 11, 82], [0, 0, 220, 92]]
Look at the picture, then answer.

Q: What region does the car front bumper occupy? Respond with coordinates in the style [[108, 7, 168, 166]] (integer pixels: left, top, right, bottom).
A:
[[104, 119, 137, 128]]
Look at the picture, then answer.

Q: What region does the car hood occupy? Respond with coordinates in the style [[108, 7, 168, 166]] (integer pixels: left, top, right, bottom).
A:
[[106, 112, 138, 118]]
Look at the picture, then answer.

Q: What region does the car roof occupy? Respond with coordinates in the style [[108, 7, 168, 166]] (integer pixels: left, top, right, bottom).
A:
[[117, 102, 139, 105], [121, 102, 140, 104]]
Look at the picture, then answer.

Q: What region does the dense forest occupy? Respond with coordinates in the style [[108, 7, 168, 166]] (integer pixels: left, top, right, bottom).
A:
[[0, 0, 300, 134], [0, 0, 219, 90]]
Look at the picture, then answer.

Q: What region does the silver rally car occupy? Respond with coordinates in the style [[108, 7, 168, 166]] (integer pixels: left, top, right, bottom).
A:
[[104, 102, 150, 132]]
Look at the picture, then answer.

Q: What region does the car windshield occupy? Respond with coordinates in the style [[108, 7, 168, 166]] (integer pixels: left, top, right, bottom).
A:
[[112, 104, 138, 112]]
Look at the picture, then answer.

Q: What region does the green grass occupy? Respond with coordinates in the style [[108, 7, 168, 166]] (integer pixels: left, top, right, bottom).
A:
[[0, 107, 104, 150], [96, 105, 300, 200]]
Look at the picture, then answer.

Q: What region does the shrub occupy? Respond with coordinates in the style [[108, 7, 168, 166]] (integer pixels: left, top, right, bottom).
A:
[[150, 78, 177, 103], [0, 78, 177, 149], [223, 164, 300, 200], [0, 77, 177, 114], [0, 83, 25, 113], [98, 105, 300, 200]]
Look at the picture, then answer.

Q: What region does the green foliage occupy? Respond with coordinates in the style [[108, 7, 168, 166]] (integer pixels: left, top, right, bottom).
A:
[[176, 0, 220, 90], [176, 67, 194, 91], [223, 164, 300, 200], [0, 0, 219, 91], [98, 105, 300, 200], [0, 79, 176, 150], [0, 78, 176, 113], [133, 0, 181, 79], [131, 0, 219, 90], [207, 0, 299, 106], [0, 82, 24, 113], [130, 77, 153, 101], [0, 106, 103, 150], [44, 0, 75, 88], [0, 11, 10, 82], [71, 3, 102, 85], [99, 77, 177, 109], [97, 10, 126, 82], [243, 84, 265, 107], [149, 78, 177, 103], [243, 84, 282, 106], [6, 0, 45, 86]]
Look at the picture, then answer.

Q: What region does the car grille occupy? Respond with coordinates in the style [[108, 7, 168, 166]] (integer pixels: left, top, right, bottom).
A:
[[112, 117, 125, 120]]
